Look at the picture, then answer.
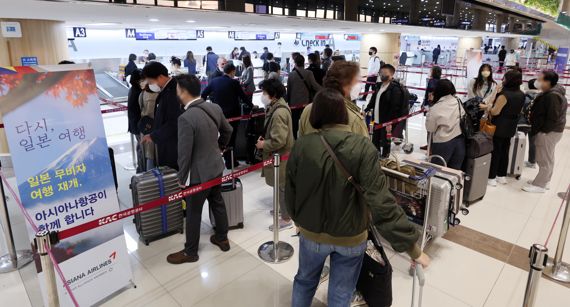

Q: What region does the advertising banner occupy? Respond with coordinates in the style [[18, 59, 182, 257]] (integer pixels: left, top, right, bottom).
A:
[[555, 47, 569, 73], [0, 67, 131, 306]]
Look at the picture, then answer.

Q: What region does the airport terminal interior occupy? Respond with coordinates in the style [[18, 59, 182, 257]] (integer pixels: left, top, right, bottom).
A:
[[1, 0, 570, 306]]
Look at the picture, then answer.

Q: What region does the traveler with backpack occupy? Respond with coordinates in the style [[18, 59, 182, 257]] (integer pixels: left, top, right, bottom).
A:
[[364, 64, 408, 157], [425, 79, 466, 170], [362, 47, 381, 101]]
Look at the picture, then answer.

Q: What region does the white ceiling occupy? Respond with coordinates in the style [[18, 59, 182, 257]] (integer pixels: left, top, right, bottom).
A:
[[0, 0, 555, 39]]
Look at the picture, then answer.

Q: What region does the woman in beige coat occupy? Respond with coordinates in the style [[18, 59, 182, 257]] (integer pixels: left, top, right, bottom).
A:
[[256, 78, 294, 231]]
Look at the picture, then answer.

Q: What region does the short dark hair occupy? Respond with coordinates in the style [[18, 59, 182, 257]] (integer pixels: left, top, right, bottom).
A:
[[308, 53, 318, 63], [501, 46, 505, 49], [432, 79, 456, 104], [503, 69, 523, 89], [259, 78, 286, 99], [240, 46, 246, 51], [242, 55, 253, 68], [380, 64, 395, 74], [267, 52, 274, 60], [291, 52, 301, 61], [142, 61, 169, 78], [268, 62, 280, 73], [324, 47, 333, 57], [147, 53, 157, 60], [369, 47, 378, 53], [542, 70, 559, 87], [431, 66, 442, 79], [323, 61, 360, 95], [129, 69, 143, 87], [309, 90, 348, 129], [223, 63, 236, 74], [263, 47, 268, 51], [206, 46, 213, 51], [170, 56, 181, 66], [129, 53, 137, 62], [294, 55, 305, 67], [528, 78, 538, 90], [175, 74, 202, 97]]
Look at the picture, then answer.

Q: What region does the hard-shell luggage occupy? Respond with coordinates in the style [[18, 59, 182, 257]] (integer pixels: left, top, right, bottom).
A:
[[403, 159, 463, 238], [466, 132, 494, 158], [210, 150, 244, 229], [131, 167, 184, 245], [508, 131, 526, 180], [463, 153, 492, 204]]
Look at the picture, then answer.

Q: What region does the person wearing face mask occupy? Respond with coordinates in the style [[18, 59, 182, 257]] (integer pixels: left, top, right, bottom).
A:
[[256, 79, 294, 231], [298, 60, 368, 138], [363, 47, 381, 101], [141, 62, 183, 170], [364, 64, 404, 157], [468, 64, 497, 103], [524, 71, 567, 193], [127, 69, 144, 172], [167, 74, 233, 264], [286, 54, 322, 139]]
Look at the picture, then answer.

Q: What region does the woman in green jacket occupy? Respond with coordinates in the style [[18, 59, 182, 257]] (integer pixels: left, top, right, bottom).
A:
[[256, 78, 295, 230], [287, 90, 430, 307]]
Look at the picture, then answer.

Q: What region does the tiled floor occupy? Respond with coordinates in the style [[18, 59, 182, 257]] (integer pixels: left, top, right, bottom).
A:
[[1, 71, 570, 306]]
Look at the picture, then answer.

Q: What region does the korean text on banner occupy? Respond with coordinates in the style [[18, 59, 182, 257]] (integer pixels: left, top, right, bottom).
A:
[[0, 67, 132, 306]]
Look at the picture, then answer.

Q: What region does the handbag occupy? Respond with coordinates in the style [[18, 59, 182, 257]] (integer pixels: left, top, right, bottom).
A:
[[456, 98, 474, 138], [319, 134, 393, 307], [480, 115, 496, 136]]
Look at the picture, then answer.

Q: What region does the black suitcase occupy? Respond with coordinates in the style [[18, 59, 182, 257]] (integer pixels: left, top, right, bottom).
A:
[[465, 132, 494, 158], [108, 147, 118, 190]]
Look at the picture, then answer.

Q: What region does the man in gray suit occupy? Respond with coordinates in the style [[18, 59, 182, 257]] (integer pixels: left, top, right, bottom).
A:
[[167, 74, 233, 264], [286, 54, 322, 138]]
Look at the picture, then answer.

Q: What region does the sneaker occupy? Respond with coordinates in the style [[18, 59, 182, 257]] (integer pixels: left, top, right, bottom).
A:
[[350, 291, 367, 307], [269, 219, 293, 231], [210, 235, 230, 252], [526, 180, 550, 190], [167, 250, 199, 264], [525, 161, 537, 168], [488, 179, 498, 187], [497, 176, 508, 185], [522, 185, 546, 193]]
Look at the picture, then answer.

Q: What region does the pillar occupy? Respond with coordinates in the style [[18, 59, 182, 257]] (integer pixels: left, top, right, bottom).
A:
[[496, 14, 507, 33], [344, 0, 358, 21], [0, 19, 68, 67], [359, 33, 401, 76], [456, 36, 483, 64], [409, 0, 421, 26], [472, 9, 486, 31], [505, 37, 521, 50]]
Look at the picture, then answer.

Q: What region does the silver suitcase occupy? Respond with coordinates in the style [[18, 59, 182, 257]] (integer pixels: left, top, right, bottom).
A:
[[403, 159, 463, 238], [463, 153, 492, 204], [508, 131, 526, 180], [210, 151, 244, 230], [131, 167, 184, 245]]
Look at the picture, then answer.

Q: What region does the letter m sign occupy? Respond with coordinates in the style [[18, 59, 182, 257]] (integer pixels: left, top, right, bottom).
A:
[[125, 28, 136, 38]]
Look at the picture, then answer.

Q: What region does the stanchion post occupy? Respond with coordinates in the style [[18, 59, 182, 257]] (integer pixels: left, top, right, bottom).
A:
[[522, 244, 548, 307], [35, 230, 59, 307], [124, 134, 137, 171], [544, 193, 570, 283], [0, 162, 33, 273], [257, 154, 294, 264]]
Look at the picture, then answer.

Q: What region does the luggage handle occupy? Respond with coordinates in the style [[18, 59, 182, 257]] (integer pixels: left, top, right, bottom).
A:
[[222, 147, 236, 189]]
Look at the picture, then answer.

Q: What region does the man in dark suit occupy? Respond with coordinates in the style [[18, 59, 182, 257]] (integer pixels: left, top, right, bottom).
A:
[[141, 62, 183, 170], [201, 63, 253, 168], [167, 74, 233, 264]]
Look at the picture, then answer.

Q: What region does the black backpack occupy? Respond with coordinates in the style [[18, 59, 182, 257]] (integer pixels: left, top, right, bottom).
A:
[[393, 80, 410, 117]]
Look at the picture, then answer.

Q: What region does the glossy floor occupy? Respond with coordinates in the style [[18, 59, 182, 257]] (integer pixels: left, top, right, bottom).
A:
[[2, 82, 570, 307]]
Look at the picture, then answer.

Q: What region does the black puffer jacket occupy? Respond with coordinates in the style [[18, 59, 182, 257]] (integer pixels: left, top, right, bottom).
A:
[[530, 85, 567, 135]]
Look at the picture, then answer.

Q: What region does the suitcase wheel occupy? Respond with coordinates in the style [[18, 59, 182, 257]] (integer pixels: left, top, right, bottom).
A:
[[451, 217, 461, 226], [515, 175, 521, 180], [179, 228, 184, 234], [144, 240, 150, 246], [237, 222, 244, 229], [461, 208, 470, 216]]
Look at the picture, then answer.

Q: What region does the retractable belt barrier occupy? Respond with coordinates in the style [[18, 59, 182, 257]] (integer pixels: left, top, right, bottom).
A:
[[372, 108, 427, 130]]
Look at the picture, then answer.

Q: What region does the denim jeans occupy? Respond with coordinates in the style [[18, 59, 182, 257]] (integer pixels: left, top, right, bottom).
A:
[[292, 235, 367, 307]]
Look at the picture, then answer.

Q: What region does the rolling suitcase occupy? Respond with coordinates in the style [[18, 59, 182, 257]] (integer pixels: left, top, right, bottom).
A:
[[210, 150, 244, 229], [507, 131, 526, 180], [131, 167, 184, 245], [403, 159, 464, 238], [463, 153, 492, 204]]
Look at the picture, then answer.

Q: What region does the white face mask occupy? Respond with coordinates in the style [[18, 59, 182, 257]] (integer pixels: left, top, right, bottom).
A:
[[261, 94, 272, 107], [149, 83, 161, 93], [481, 71, 491, 78], [350, 84, 361, 101], [534, 80, 542, 91]]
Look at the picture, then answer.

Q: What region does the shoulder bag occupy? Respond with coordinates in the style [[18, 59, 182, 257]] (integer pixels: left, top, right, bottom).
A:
[[294, 69, 315, 103], [319, 134, 393, 307], [480, 113, 496, 136], [456, 98, 474, 138]]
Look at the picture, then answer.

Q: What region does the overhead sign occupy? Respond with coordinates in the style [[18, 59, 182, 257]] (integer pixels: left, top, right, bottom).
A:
[[134, 30, 202, 40], [72, 27, 87, 38], [1, 21, 22, 38], [0, 67, 132, 306], [555, 47, 569, 73], [125, 28, 136, 38], [294, 33, 335, 49], [344, 34, 360, 41], [229, 31, 278, 41], [20, 56, 38, 66], [135, 32, 155, 40]]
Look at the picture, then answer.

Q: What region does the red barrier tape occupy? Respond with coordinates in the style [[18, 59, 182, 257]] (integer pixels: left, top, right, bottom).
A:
[[226, 104, 309, 123], [372, 108, 427, 130], [58, 155, 286, 240]]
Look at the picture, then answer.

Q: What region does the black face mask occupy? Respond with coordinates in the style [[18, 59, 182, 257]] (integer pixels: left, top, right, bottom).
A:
[[369, 51, 374, 56], [380, 75, 390, 82]]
